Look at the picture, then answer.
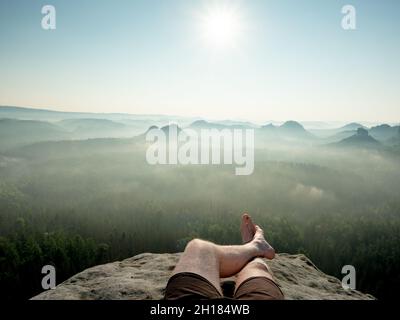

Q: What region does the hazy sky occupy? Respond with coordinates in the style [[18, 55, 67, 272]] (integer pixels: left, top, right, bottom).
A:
[[0, 0, 399, 122]]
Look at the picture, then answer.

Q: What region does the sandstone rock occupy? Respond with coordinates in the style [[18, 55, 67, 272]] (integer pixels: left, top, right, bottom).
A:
[[32, 253, 375, 300]]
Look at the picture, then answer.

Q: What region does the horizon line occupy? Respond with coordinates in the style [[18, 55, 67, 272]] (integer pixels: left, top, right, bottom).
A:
[[0, 105, 398, 126]]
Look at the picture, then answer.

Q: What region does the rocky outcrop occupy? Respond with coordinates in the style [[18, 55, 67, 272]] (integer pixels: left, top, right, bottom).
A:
[[32, 253, 374, 300]]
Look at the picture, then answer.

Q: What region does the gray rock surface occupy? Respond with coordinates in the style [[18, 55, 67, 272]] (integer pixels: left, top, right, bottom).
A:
[[32, 253, 375, 300]]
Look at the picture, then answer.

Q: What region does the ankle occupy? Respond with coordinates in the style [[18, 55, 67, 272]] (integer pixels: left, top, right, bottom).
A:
[[247, 241, 263, 257]]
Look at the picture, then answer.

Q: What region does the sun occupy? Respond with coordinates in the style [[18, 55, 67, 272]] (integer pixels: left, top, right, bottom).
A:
[[199, 5, 242, 49]]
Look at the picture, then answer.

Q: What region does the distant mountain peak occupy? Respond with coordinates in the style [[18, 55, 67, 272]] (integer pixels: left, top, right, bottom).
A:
[[189, 120, 246, 130], [261, 123, 277, 129], [190, 120, 212, 128], [341, 123, 366, 131], [369, 124, 398, 141], [258, 120, 314, 142], [335, 127, 380, 148], [280, 121, 306, 131], [373, 124, 391, 129], [146, 125, 159, 132], [356, 128, 369, 137], [160, 124, 182, 133]]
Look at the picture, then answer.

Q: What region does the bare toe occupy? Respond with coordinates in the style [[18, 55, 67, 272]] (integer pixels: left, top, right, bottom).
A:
[[240, 213, 256, 244]]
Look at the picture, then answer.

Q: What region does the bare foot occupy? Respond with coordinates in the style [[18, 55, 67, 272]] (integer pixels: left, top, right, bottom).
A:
[[252, 225, 276, 260], [240, 213, 275, 260], [240, 213, 257, 244]]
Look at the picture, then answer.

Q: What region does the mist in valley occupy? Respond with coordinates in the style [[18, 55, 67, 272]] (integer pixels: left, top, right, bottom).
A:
[[0, 107, 400, 300]]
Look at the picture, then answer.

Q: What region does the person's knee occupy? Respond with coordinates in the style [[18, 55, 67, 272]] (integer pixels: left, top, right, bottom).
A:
[[185, 238, 207, 250], [249, 258, 269, 271]]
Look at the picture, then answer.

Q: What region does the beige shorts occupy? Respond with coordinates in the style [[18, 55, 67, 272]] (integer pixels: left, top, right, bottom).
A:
[[164, 272, 284, 300]]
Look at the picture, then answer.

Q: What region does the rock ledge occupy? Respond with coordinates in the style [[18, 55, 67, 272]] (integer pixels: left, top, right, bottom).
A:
[[32, 253, 374, 300]]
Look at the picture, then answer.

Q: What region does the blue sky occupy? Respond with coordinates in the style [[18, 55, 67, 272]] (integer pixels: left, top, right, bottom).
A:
[[0, 0, 399, 122]]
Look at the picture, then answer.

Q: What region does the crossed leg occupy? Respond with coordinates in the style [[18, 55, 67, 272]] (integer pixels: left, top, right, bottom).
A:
[[235, 215, 277, 296], [165, 214, 283, 300]]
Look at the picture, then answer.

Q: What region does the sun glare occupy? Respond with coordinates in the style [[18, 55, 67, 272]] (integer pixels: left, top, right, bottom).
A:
[[200, 5, 242, 49]]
